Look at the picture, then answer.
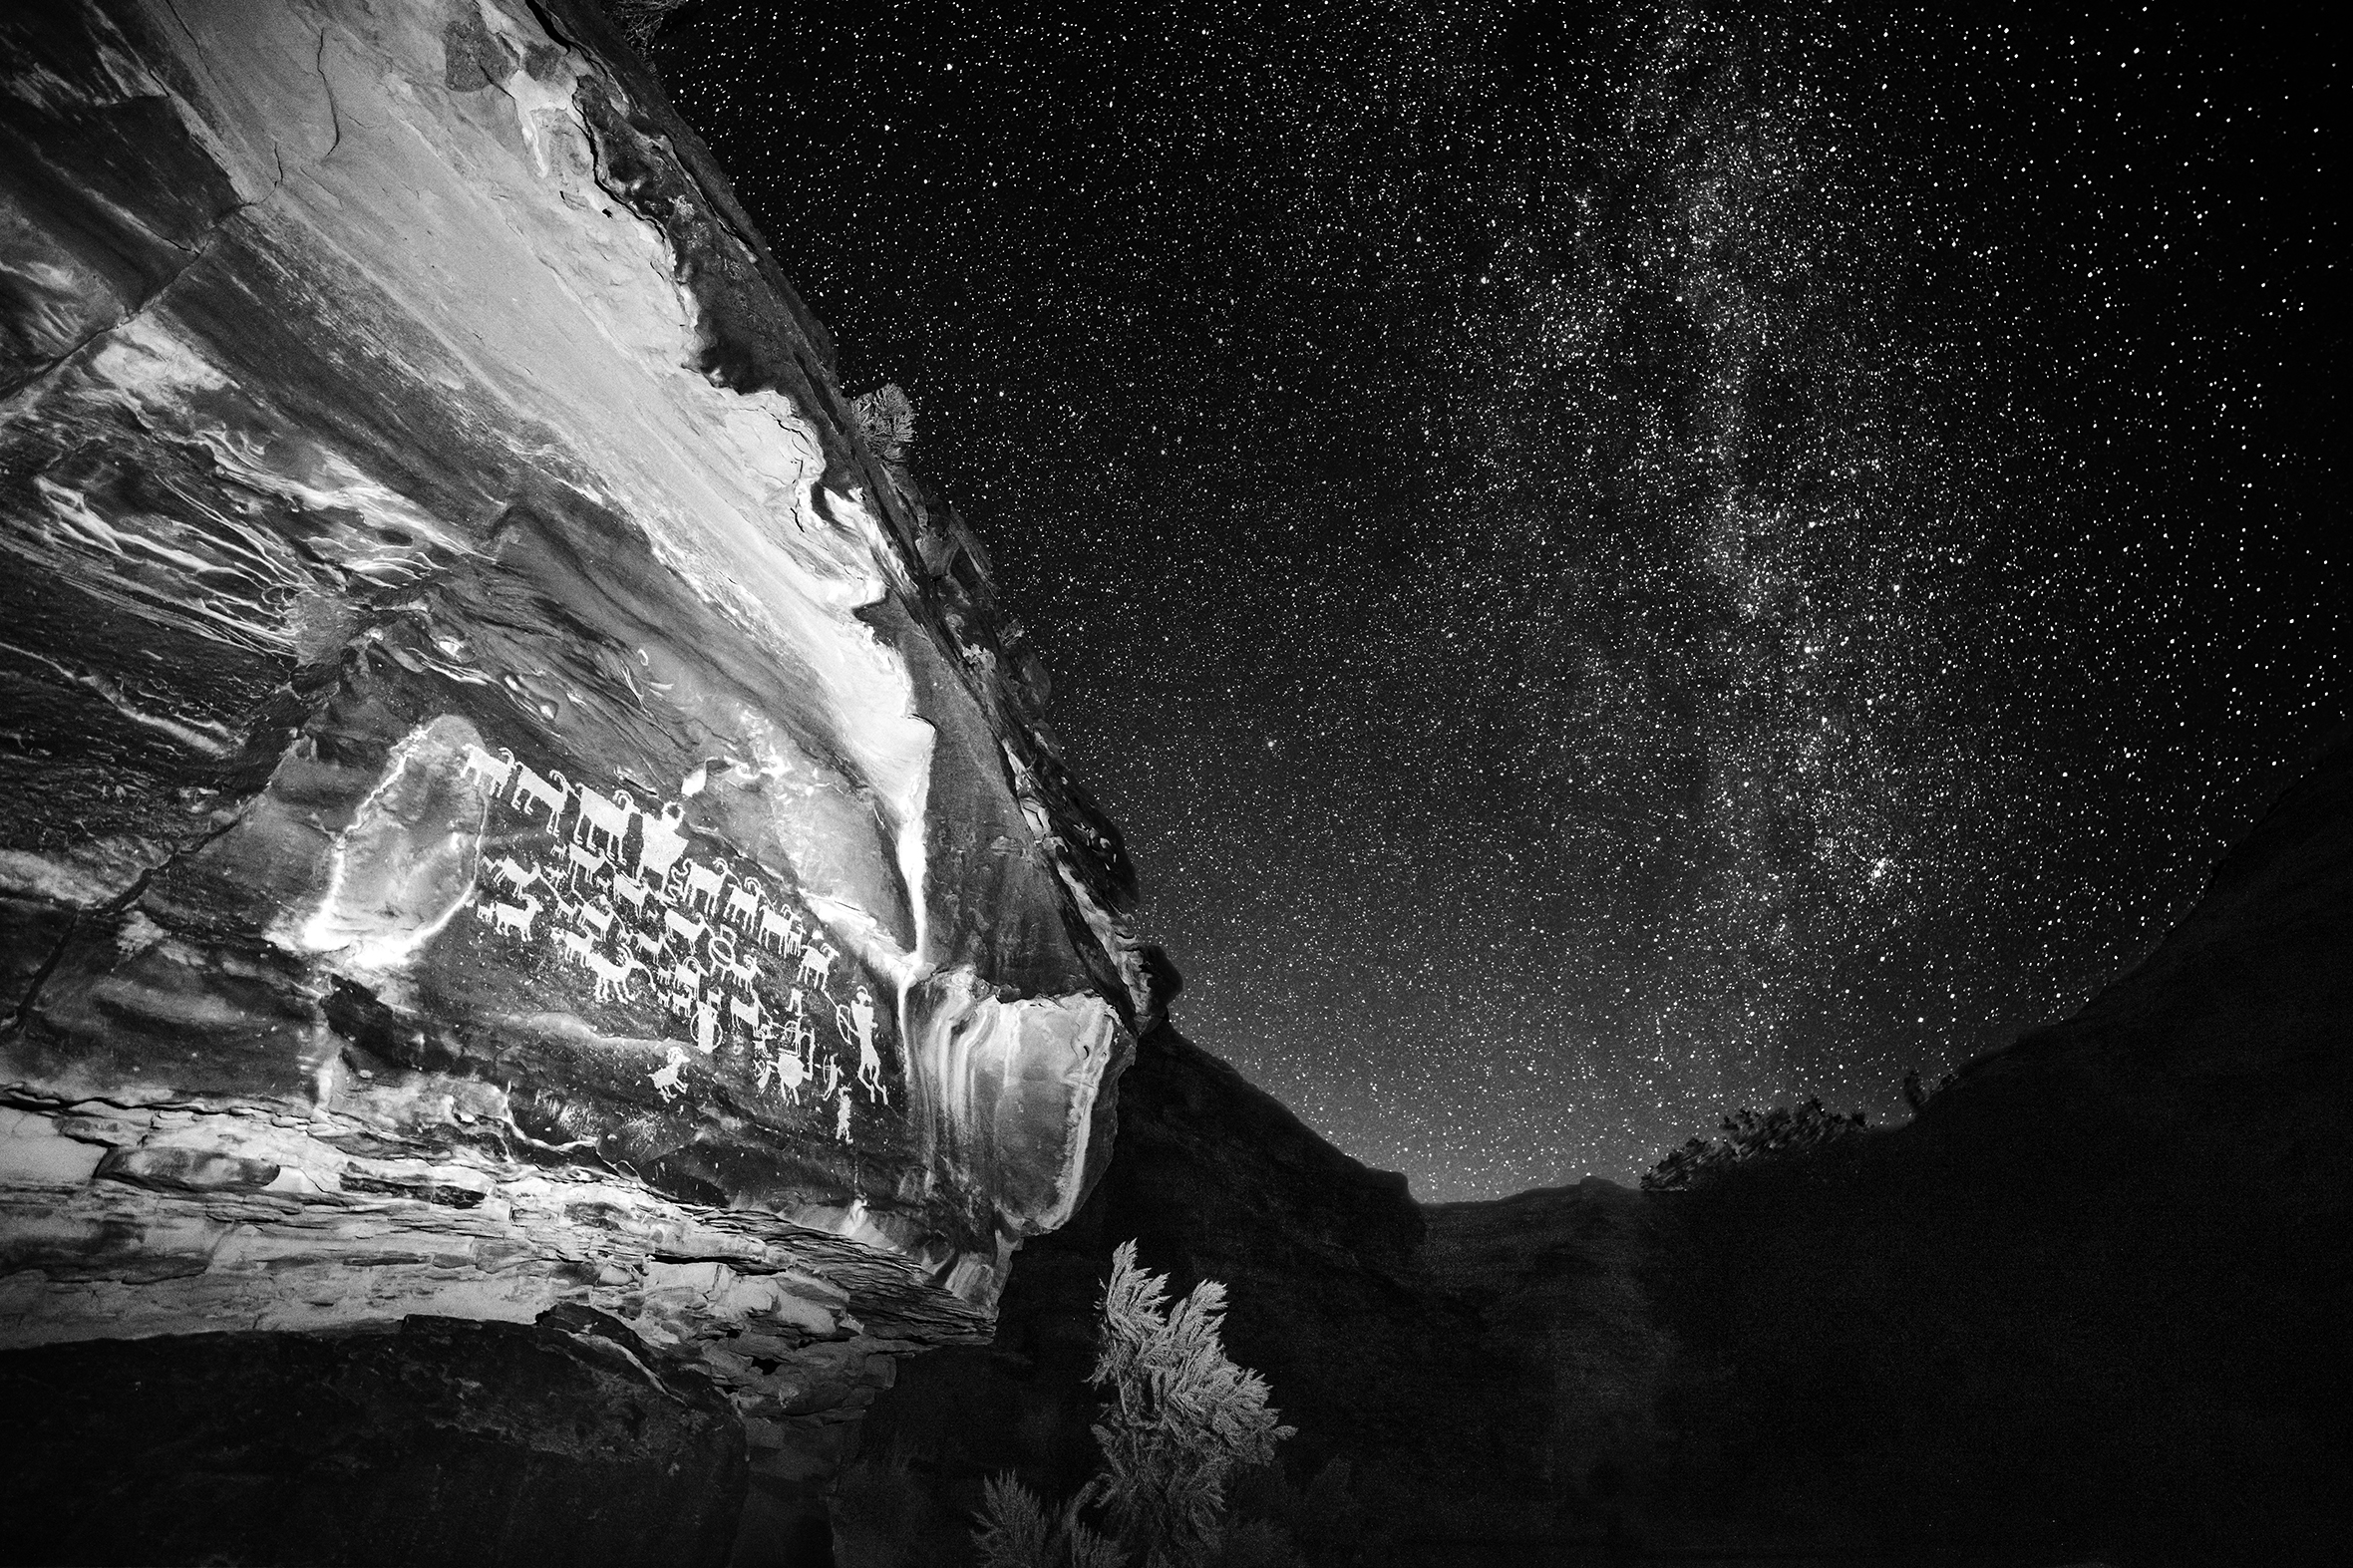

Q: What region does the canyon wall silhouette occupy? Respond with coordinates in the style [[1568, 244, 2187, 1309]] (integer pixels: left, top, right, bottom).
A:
[[858, 729, 2351, 1567]]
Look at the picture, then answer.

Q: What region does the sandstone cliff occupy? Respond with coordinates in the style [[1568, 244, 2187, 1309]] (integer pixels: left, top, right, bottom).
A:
[[1, 2, 1147, 1559]]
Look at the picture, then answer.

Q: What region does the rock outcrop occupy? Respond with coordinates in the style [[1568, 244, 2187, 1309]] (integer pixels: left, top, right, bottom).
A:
[[857, 729, 2351, 1567], [1, 1, 1144, 1559]]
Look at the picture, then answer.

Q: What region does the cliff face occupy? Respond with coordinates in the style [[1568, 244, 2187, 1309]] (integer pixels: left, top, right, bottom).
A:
[[856, 731, 2352, 1568], [0, 1, 1145, 1558]]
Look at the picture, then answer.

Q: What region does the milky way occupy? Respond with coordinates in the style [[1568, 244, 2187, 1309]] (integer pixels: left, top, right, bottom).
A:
[[658, 1, 2341, 1198]]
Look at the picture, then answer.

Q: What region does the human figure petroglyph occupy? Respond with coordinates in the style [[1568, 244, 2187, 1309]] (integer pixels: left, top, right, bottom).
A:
[[840, 986, 885, 1103], [488, 893, 540, 941], [571, 783, 634, 856], [650, 1044, 689, 1102], [693, 997, 720, 1056], [773, 1034, 809, 1103], [509, 763, 568, 825], [459, 744, 515, 794], [834, 1085, 852, 1142], [752, 1029, 788, 1098]]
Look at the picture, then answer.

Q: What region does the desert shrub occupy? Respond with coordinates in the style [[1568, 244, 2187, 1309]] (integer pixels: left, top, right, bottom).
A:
[[974, 1472, 1124, 1568], [853, 382, 917, 462], [1642, 1098, 1866, 1192], [603, 0, 688, 52], [973, 1240, 1297, 1568]]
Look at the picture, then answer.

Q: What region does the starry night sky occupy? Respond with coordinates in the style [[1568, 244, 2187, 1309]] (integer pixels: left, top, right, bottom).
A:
[[655, 1, 2343, 1199]]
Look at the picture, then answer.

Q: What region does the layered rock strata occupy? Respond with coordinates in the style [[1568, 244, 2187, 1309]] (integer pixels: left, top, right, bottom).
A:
[[1, 1, 1146, 1556]]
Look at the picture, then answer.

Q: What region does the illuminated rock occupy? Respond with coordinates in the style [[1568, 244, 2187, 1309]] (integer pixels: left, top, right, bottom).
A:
[[0, 1, 1146, 1549]]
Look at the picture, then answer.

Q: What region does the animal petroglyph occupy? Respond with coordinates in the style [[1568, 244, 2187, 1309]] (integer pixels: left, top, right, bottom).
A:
[[663, 907, 710, 953], [459, 744, 515, 794], [457, 748, 899, 1132], [487, 893, 540, 941], [571, 783, 634, 856], [612, 870, 656, 917], [508, 763, 568, 825], [650, 1044, 689, 1101], [564, 842, 608, 888], [585, 950, 647, 1004], [635, 800, 692, 885], [723, 875, 763, 929], [682, 861, 729, 912]]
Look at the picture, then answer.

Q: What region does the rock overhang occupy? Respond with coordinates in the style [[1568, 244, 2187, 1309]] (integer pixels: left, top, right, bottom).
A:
[[0, 0, 1150, 1417]]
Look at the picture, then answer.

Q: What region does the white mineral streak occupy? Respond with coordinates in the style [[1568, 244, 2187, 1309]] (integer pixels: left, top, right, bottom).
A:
[[921, 970, 1123, 1232], [285, 718, 493, 979], [142, 3, 952, 1058]]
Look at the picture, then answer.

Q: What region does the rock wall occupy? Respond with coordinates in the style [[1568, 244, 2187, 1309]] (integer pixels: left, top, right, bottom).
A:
[[0, 1, 1147, 1559]]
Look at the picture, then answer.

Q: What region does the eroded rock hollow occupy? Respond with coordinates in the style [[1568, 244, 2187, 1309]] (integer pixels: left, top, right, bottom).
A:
[[0, 1, 1148, 1556]]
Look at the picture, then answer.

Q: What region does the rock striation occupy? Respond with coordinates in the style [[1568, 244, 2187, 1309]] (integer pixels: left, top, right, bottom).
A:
[[1, 1, 1146, 1558]]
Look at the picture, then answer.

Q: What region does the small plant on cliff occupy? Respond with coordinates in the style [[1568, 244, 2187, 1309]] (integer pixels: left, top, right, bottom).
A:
[[604, 0, 687, 52], [852, 382, 917, 463], [1641, 1098, 1866, 1192], [973, 1240, 1297, 1568], [975, 1473, 1125, 1568]]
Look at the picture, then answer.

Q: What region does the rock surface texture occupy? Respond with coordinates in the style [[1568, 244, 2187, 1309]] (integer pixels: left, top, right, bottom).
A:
[[0, 2, 1145, 1560], [860, 731, 2352, 1567]]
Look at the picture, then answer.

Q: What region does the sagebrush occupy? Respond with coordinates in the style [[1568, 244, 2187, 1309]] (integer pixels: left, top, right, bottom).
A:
[[974, 1239, 1297, 1568], [1642, 1097, 1866, 1192]]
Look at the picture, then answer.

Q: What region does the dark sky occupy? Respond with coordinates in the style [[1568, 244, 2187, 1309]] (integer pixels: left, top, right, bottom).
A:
[[656, 1, 2343, 1199]]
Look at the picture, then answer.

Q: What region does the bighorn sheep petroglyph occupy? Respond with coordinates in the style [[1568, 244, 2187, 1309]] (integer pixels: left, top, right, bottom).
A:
[[585, 950, 648, 1005], [488, 893, 541, 941], [650, 1044, 689, 1101], [459, 744, 514, 794], [509, 764, 568, 825], [571, 784, 634, 856], [683, 860, 729, 913]]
